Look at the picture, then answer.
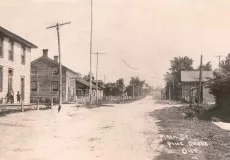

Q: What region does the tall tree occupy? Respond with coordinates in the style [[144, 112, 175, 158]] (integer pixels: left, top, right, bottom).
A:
[[170, 56, 194, 73], [126, 77, 145, 97], [116, 78, 125, 95], [207, 54, 230, 107], [196, 61, 212, 71], [165, 56, 194, 100]]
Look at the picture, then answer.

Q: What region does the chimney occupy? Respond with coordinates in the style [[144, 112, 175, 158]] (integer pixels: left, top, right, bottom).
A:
[[43, 49, 48, 57], [54, 56, 58, 62]]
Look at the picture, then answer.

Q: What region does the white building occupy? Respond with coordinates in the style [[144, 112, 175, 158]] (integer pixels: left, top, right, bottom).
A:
[[0, 26, 37, 104]]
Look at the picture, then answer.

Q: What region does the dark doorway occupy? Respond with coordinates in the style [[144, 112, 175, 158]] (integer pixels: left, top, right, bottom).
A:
[[8, 69, 13, 92], [21, 77, 25, 102]]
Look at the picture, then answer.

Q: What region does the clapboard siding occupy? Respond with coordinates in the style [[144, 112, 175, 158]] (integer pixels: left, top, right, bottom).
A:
[[31, 56, 78, 103], [0, 36, 31, 103]]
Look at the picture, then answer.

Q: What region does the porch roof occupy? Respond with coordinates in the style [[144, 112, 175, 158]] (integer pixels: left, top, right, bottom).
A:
[[75, 78, 103, 90]]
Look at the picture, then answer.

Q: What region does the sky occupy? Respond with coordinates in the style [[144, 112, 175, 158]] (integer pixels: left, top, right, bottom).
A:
[[1, 0, 230, 87]]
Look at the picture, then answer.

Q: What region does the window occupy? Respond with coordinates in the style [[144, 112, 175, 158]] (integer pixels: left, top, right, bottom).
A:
[[21, 46, 26, 65], [31, 81, 37, 91], [52, 67, 59, 76], [0, 67, 3, 92], [52, 81, 58, 92], [31, 67, 37, 76], [8, 40, 14, 61], [0, 37, 4, 57]]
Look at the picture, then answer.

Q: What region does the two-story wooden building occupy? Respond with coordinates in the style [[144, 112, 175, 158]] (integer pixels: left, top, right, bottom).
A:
[[31, 49, 81, 103], [0, 26, 37, 104]]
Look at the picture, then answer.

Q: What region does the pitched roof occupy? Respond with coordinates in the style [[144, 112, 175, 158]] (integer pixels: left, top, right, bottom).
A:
[[75, 78, 102, 90], [31, 56, 79, 75], [181, 71, 213, 82], [0, 26, 37, 48]]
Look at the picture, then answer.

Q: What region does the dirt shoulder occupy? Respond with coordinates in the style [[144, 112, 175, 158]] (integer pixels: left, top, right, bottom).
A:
[[150, 105, 230, 160]]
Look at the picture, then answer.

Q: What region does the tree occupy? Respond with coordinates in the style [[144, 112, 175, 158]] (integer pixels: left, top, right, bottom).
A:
[[170, 56, 194, 73], [206, 54, 230, 107], [196, 61, 212, 71], [126, 77, 145, 97], [104, 83, 117, 96], [165, 56, 194, 100], [104, 78, 125, 96], [116, 78, 125, 95]]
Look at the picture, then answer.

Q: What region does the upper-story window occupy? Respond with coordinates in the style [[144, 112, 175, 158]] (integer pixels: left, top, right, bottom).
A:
[[31, 67, 37, 76], [21, 46, 26, 65], [8, 40, 14, 61], [52, 67, 59, 76], [31, 81, 37, 91], [52, 81, 58, 92], [0, 37, 4, 58]]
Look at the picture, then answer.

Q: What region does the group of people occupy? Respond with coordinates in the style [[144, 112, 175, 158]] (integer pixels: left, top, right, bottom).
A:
[[6, 90, 21, 104]]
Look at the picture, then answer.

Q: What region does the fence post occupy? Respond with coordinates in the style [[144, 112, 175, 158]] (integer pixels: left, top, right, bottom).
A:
[[51, 97, 53, 109], [37, 98, 39, 110]]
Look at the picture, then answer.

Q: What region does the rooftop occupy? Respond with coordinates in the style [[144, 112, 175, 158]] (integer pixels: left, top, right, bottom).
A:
[[181, 71, 213, 82], [0, 26, 37, 48]]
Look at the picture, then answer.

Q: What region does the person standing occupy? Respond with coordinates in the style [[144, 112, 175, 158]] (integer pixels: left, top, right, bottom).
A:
[[17, 91, 21, 104]]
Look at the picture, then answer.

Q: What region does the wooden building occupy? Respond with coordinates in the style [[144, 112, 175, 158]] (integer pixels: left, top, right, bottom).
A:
[[82, 75, 104, 100], [31, 49, 81, 103], [181, 71, 214, 103], [0, 26, 37, 104]]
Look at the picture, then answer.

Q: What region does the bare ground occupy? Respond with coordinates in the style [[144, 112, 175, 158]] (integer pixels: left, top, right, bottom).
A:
[[0, 96, 169, 160]]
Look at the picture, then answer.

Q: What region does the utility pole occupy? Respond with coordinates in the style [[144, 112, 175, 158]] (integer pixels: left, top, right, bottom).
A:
[[89, 0, 93, 104], [198, 55, 203, 106], [168, 82, 171, 102], [104, 75, 106, 84], [93, 52, 106, 105], [46, 21, 71, 112], [216, 55, 222, 71]]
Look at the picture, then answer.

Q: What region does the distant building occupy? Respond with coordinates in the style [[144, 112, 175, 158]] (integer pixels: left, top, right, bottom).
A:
[[181, 71, 214, 104], [82, 75, 104, 100], [31, 49, 81, 103], [0, 26, 37, 104], [75, 78, 103, 102]]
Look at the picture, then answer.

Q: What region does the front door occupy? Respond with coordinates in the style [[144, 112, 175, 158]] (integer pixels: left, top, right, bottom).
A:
[[21, 77, 25, 102], [8, 69, 13, 92]]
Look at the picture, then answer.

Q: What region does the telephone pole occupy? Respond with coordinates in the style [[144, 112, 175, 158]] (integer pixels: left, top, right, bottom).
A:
[[46, 21, 71, 112], [104, 75, 106, 84], [93, 52, 106, 105], [216, 55, 222, 71], [89, 0, 93, 104], [198, 55, 203, 106]]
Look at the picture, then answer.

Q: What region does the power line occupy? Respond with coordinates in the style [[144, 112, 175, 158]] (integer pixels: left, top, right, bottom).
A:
[[122, 60, 138, 70], [46, 21, 71, 112]]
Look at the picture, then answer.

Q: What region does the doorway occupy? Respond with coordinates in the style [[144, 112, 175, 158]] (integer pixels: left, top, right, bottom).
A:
[[8, 69, 13, 92], [21, 77, 25, 102]]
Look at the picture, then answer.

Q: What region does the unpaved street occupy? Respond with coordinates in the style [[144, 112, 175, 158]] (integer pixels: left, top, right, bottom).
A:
[[0, 96, 169, 160]]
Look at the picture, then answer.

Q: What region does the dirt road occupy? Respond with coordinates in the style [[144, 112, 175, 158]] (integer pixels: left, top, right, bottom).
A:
[[0, 96, 170, 160]]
